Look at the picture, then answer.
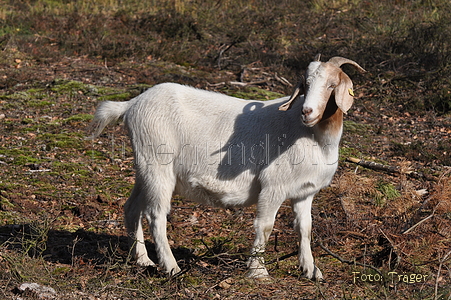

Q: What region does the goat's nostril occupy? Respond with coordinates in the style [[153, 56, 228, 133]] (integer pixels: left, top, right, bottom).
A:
[[303, 107, 313, 116]]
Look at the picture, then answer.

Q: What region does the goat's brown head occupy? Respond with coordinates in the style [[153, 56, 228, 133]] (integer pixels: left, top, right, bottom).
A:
[[279, 55, 365, 127]]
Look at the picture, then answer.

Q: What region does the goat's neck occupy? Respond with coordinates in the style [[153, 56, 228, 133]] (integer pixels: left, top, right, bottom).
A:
[[314, 96, 343, 147]]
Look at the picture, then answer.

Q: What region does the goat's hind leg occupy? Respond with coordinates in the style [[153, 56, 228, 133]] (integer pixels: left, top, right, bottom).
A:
[[140, 170, 180, 276], [124, 183, 156, 267], [146, 197, 181, 276]]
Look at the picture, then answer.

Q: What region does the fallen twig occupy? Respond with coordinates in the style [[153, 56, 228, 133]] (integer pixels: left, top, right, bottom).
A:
[[229, 80, 268, 87], [346, 157, 437, 181], [265, 251, 298, 265], [274, 72, 293, 87], [206, 81, 226, 87], [346, 157, 399, 173], [402, 211, 435, 234], [27, 169, 51, 173], [317, 240, 382, 276]]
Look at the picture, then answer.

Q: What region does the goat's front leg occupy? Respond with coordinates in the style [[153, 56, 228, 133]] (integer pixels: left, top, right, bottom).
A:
[[291, 196, 323, 281], [247, 195, 282, 279]]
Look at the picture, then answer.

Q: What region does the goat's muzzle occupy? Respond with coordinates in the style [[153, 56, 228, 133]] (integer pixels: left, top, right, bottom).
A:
[[301, 106, 319, 127]]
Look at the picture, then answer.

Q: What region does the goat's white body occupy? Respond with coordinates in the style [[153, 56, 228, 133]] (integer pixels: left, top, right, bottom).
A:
[[122, 84, 338, 208], [90, 57, 363, 280]]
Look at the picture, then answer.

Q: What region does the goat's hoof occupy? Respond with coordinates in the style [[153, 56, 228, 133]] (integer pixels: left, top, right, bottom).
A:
[[246, 268, 270, 280], [168, 266, 182, 277], [302, 266, 324, 282], [136, 257, 157, 268], [313, 266, 324, 282], [254, 275, 273, 282]]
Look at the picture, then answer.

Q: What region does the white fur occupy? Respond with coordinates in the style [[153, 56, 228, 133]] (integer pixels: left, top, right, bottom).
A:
[[88, 56, 363, 280]]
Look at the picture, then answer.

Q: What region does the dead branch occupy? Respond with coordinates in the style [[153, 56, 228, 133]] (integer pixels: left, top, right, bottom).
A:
[[274, 72, 293, 86], [265, 251, 298, 265], [229, 80, 268, 87], [216, 42, 237, 69], [346, 157, 437, 181], [317, 240, 382, 275], [206, 81, 226, 87]]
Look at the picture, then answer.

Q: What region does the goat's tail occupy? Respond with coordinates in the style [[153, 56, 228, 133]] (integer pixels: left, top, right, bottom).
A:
[[87, 99, 136, 139]]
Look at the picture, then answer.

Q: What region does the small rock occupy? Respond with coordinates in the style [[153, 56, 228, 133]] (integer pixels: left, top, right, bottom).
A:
[[0, 113, 5, 119], [17, 282, 57, 299]]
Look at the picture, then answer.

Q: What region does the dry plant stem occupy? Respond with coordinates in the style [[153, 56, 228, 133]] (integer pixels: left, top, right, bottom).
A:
[[435, 250, 451, 300], [216, 42, 236, 69], [379, 229, 401, 268], [402, 211, 435, 234], [206, 81, 226, 87], [403, 199, 443, 235], [265, 251, 298, 265], [317, 240, 382, 276]]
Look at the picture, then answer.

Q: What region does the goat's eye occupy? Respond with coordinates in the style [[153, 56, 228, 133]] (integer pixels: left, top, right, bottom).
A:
[[329, 84, 337, 89]]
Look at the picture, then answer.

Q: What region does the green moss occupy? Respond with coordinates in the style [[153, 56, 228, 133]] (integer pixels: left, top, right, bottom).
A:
[[340, 147, 362, 161], [21, 117, 34, 124], [39, 133, 83, 149], [50, 79, 98, 95], [98, 92, 131, 101], [52, 266, 71, 276], [85, 149, 106, 160], [51, 161, 92, 177], [376, 181, 400, 200], [0, 149, 40, 165], [27, 100, 54, 108], [21, 124, 48, 133], [223, 86, 284, 100], [372, 181, 401, 207], [181, 274, 202, 285], [343, 120, 371, 135], [15, 155, 40, 165], [63, 114, 94, 124], [0, 195, 15, 209], [0, 211, 20, 225]]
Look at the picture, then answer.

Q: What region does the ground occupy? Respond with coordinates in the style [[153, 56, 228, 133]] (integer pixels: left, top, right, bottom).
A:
[[1, 1, 451, 299]]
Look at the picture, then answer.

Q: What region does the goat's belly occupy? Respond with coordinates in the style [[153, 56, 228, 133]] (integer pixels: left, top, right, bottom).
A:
[[174, 173, 259, 208], [264, 158, 338, 200]]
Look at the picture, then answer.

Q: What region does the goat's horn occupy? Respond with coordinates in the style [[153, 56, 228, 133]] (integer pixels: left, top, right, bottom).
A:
[[327, 57, 366, 73], [314, 53, 321, 61]]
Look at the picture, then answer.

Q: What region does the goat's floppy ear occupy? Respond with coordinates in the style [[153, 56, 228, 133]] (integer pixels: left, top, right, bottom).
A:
[[279, 76, 305, 111], [334, 72, 355, 113]]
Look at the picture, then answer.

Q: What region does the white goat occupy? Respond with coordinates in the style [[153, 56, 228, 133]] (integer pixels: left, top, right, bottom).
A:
[[89, 55, 365, 280]]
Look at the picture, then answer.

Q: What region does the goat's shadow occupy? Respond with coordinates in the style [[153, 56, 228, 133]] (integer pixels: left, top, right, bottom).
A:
[[0, 224, 193, 274], [214, 98, 311, 180]]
